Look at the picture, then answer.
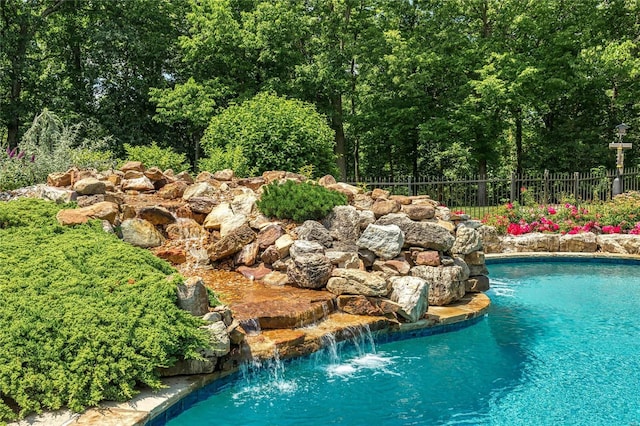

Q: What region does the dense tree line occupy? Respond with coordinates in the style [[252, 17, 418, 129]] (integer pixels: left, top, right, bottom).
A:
[[1, 0, 638, 181]]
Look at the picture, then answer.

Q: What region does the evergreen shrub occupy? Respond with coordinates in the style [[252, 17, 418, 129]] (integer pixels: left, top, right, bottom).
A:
[[0, 199, 208, 422], [257, 180, 347, 222], [123, 142, 189, 172]]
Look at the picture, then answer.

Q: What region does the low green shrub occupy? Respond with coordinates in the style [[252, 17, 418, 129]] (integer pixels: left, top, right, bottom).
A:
[[123, 142, 189, 172], [0, 199, 208, 422], [257, 180, 347, 222], [197, 144, 257, 178]]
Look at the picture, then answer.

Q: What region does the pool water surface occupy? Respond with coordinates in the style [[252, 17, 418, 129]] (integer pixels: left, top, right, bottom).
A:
[[165, 261, 640, 425]]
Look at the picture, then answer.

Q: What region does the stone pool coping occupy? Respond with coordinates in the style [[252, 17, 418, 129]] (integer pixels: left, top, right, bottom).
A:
[[485, 251, 640, 263], [11, 292, 491, 426]]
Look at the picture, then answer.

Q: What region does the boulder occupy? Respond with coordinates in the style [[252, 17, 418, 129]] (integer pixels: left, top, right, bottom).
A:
[[231, 193, 257, 216], [166, 218, 209, 242], [451, 225, 483, 254], [336, 295, 399, 317], [468, 263, 488, 276], [120, 161, 145, 173], [357, 224, 404, 260], [559, 232, 598, 252], [596, 234, 640, 255], [122, 176, 155, 192], [74, 177, 106, 195], [372, 199, 401, 218], [376, 213, 455, 251], [36, 185, 74, 203], [414, 250, 441, 266], [477, 225, 502, 254], [464, 251, 485, 265], [318, 174, 337, 187], [389, 276, 429, 322], [203, 203, 234, 230], [120, 218, 165, 248], [322, 205, 361, 243], [257, 224, 285, 249], [56, 201, 120, 226], [326, 269, 388, 297], [325, 249, 360, 269], [188, 197, 218, 214], [411, 265, 466, 306], [175, 171, 194, 184], [465, 275, 490, 292], [260, 245, 281, 264], [137, 206, 176, 225], [390, 195, 411, 205], [208, 223, 256, 262], [352, 194, 374, 211], [159, 359, 216, 377], [289, 240, 325, 260], [213, 169, 234, 181], [157, 181, 188, 199], [202, 321, 231, 357], [501, 233, 560, 252], [287, 253, 333, 289], [220, 214, 248, 237], [235, 241, 260, 266], [123, 170, 144, 180], [357, 209, 376, 230], [452, 256, 470, 281], [47, 171, 73, 187], [373, 259, 411, 276], [295, 220, 333, 247], [401, 204, 435, 221], [371, 188, 390, 200], [183, 182, 217, 200], [176, 276, 210, 316], [274, 234, 294, 258], [143, 167, 166, 182], [236, 177, 265, 191]]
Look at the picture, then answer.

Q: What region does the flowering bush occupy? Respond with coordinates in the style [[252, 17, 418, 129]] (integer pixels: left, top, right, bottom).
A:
[[481, 192, 640, 236]]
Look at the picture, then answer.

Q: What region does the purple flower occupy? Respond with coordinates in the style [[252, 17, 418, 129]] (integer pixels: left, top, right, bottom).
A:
[[30, 154, 35, 163], [8, 147, 17, 159], [17, 151, 25, 160]]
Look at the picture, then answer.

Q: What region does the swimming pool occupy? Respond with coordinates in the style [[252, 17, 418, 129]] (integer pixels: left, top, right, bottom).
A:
[[163, 260, 640, 425]]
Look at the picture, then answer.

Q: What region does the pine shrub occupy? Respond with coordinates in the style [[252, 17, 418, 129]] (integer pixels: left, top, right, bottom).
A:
[[257, 180, 347, 222]]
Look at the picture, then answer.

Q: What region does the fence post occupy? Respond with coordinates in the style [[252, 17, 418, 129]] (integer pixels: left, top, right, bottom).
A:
[[574, 172, 579, 201], [543, 169, 549, 204], [510, 171, 517, 203]]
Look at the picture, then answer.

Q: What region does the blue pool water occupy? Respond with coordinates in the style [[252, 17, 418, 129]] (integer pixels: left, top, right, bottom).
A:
[[165, 261, 640, 425]]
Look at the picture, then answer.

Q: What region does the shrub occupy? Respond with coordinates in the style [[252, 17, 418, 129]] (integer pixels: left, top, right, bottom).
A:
[[123, 142, 189, 172], [257, 180, 347, 222], [0, 199, 209, 422], [200, 92, 337, 178], [197, 144, 256, 178]]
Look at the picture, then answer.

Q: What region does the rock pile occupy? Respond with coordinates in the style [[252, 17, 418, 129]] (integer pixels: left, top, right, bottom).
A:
[[34, 163, 489, 326]]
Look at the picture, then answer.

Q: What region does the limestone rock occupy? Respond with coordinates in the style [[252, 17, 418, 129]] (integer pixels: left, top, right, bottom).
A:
[[231, 193, 257, 216], [414, 250, 441, 266], [501, 233, 560, 252], [287, 253, 333, 289], [175, 171, 194, 184], [468, 263, 488, 276], [357, 209, 376, 230], [357, 224, 404, 260], [138, 206, 176, 225], [477, 225, 502, 254], [325, 249, 360, 268], [157, 181, 188, 199], [120, 161, 145, 173], [596, 234, 640, 254], [235, 241, 259, 266], [275, 234, 294, 258], [371, 188, 390, 200], [208, 224, 256, 262], [220, 214, 248, 237], [176, 276, 210, 316], [202, 321, 230, 357], [453, 256, 470, 281], [326, 183, 360, 201], [411, 265, 466, 306], [237, 177, 265, 191], [336, 295, 394, 316], [389, 276, 429, 322], [120, 218, 165, 248], [289, 240, 325, 261], [159, 359, 216, 377], [213, 169, 234, 181], [452, 226, 483, 255], [166, 218, 209, 242], [318, 174, 337, 187], [262, 170, 285, 184], [47, 171, 73, 187], [257, 224, 285, 249], [203, 203, 234, 230], [373, 259, 411, 276], [123, 170, 144, 180], [376, 213, 455, 251], [465, 275, 490, 292], [326, 269, 388, 297], [74, 177, 106, 195], [401, 204, 435, 221], [464, 251, 485, 265], [143, 167, 166, 182], [122, 176, 155, 192], [295, 220, 333, 247], [188, 197, 218, 214], [372, 199, 401, 218], [559, 232, 597, 252], [353, 194, 374, 211], [56, 209, 89, 226], [183, 182, 217, 200], [322, 205, 361, 243], [36, 185, 74, 203], [56, 201, 119, 226]]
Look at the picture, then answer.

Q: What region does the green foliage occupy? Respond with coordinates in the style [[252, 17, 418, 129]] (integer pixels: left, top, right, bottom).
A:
[[197, 144, 256, 178], [0, 199, 208, 422], [201, 93, 337, 178], [257, 180, 347, 222], [123, 142, 189, 172]]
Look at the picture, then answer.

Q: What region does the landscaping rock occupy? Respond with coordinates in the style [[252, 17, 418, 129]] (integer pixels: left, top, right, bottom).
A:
[[120, 161, 145, 173], [325, 249, 360, 268], [138, 206, 176, 226], [477, 225, 502, 253], [220, 214, 248, 237], [120, 218, 165, 248], [559, 232, 598, 252], [74, 177, 106, 195], [213, 169, 234, 181], [47, 171, 73, 187], [414, 250, 441, 266], [159, 359, 216, 377], [464, 251, 485, 265], [411, 265, 466, 305], [157, 181, 188, 199], [237, 263, 272, 280], [372, 199, 401, 218], [203, 203, 234, 230], [289, 240, 325, 260], [231, 193, 257, 216], [357, 224, 404, 260], [183, 182, 217, 200], [202, 321, 231, 357], [501, 233, 560, 252], [326, 269, 388, 297], [336, 295, 395, 317], [318, 174, 337, 187], [596, 234, 640, 254], [452, 225, 483, 255], [357, 209, 376, 230], [287, 253, 333, 289], [401, 204, 435, 220], [275, 234, 294, 258], [188, 197, 218, 214], [257, 224, 285, 249], [166, 218, 209, 242], [122, 176, 155, 192], [376, 213, 455, 251], [295, 220, 333, 247], [176, 276, 210, 316], [260, 245, 281, 264], [262, 271, 289, 286], [208, 223, 256, 261], [373, 259, 411, 276], [235, 241, 260, 266], [465, 275, 490, 292], [389, 276, 429, 322], [371, 188, 390, 200], [322, 205, 361, 243]]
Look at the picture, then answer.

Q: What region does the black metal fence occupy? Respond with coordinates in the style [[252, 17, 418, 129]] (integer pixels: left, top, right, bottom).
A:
[[347, 167, 640, 218]]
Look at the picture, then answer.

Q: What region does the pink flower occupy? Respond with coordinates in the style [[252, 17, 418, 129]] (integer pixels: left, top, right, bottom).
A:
[[506, 202, 513, 210], [547, 207, 557, 215]]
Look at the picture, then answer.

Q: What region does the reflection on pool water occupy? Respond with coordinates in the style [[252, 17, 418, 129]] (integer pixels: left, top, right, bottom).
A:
[[166, 261, 640, 425]]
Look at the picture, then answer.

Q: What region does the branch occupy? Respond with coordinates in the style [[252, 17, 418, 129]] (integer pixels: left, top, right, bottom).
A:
[[40, 0, 68, 20]]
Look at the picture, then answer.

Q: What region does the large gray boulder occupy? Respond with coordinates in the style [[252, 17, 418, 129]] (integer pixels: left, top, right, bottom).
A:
[[176, 276, 210, 316], [596, 234, 640, 254], [322, 205, 361, 243], [376, 213, 454, 251], [411, 265, 466, 306], [201, 321, 231, 357], [559, 232, 598, 252], [326, 269, 388, 297], [287, 253, 333, 289], [501, 233, 560, 252], [389, 276, 429, 322], [357, 224, 404, 260], [477, 225, 502, 253], [295, 220, 333, 247], [289, 240, 325, 260], [120, 218, 165, 248], [451, 225, 483, 255]]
